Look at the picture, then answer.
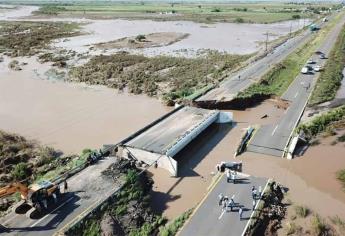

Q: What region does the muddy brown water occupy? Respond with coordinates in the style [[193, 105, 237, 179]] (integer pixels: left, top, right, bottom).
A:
[[0, 57, 170, 154], [150, 101, 345, 220]]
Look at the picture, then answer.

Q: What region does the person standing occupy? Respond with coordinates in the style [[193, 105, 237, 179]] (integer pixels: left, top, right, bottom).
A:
[[252, 199, 256, 211], [64, 180, 68, 193], [218, 193, 224, 206], [229, 196, 235, 211], [226, 169, 231, 183], [251, 186, 257, 200], [239, 206, 243, 220]]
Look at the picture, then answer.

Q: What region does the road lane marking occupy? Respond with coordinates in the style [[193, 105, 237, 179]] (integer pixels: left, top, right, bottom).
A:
[[2, 214, 18, 226], [218, 209, 226, 220], [294, 92, 298, 98], [271, 125, 278, 136], [30, 197, 74, 228], [241, 179, 270, 236]]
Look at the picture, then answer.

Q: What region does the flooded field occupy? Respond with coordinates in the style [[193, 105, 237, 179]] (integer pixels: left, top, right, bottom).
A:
[[2, 5, 309, 57], [55, 18, 309, 56]]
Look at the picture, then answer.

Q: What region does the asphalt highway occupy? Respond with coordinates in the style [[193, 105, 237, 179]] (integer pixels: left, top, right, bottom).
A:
[[179, 174, 268, 236], [196, 17, 331, 103], [247, 14, 345, 157], [0, 157, 120, 236]]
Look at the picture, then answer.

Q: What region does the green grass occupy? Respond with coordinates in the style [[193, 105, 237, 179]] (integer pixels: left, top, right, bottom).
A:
[[294, 205, 310, 218], [26, 2, 339, 23], [309, 25, 345, 106], [237, 11, 344, 99], [330, 215, 345, 233], [311, 214, 328, 236], [336, 169, 345, 190], [159, 209, 193, 236], [297, 105, 345, 139]]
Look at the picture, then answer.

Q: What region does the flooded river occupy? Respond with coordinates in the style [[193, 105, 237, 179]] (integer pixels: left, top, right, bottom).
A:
[[0, 57, 170, 154]]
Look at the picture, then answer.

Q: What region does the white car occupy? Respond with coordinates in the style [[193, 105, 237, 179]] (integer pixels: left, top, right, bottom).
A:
[[313, 65, 322, 72], [301, 67, 309, 74]]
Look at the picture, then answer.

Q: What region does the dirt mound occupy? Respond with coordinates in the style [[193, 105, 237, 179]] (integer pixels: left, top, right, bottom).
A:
[[95, 32, 189, 49]]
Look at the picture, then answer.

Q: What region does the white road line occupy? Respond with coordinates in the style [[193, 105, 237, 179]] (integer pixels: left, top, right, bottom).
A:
[[218, 209, 226, 220], [241, 180, 270, 236], [30, 197, 74, 228], [2, 214, 18, 226], [271, 125, 278, 136], [294, 92, 298, 98]]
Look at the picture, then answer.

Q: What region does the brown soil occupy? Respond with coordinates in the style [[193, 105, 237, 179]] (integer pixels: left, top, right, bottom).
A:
[[95, 32, 189, 49]]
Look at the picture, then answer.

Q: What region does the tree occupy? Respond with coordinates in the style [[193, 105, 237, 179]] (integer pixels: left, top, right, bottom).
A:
[[135, 34, 146, 42]]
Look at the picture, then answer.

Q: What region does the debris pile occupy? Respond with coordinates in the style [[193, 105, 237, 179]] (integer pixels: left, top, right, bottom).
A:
[[67, 158, 164, 236], [246, 181, 287, 236]]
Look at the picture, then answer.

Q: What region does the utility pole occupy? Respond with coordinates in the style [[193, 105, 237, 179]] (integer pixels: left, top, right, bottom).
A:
[[289, 21, 293, 38], [265, 31, 269, 52]]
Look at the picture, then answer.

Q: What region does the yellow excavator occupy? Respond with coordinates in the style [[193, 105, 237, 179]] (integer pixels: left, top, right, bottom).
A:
[[0, 180, 61, 218]]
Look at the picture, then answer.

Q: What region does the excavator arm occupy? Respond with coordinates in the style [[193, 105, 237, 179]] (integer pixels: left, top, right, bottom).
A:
[[0, 183, 29, 199]]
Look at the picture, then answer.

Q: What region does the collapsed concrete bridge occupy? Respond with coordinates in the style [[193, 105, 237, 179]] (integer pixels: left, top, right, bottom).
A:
[[116, 105, 232, 176]]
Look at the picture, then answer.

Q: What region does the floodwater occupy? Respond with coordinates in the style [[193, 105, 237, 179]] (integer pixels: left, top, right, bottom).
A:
[[55, 18, 310, 56], [0, 56, 170, 154], [149, 100, 285, 219], [1, 5, 309, 57], [150, 100, 345, 220], [0, 5, 38, 20]]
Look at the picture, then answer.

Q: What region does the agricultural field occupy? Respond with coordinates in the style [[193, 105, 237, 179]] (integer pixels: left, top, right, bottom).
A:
[[26, 1, 341, 23]]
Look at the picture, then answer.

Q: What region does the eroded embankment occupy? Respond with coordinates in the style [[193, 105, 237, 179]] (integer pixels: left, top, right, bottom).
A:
[[66, 158, 165, 236]]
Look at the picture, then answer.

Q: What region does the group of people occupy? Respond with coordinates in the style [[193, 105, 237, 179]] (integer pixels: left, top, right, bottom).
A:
[[218, 185, 262, 221]]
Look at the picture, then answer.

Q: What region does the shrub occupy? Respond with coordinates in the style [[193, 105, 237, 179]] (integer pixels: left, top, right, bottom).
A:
[[12, 163, 30, 180], [292, 14, 301, 19], [211, 8, 221, 12], [311, 214, 328, 236], [295, 205, 310, 218], [286, 222, 302, 235], [135, 34, 146, 42], [337, 134, 345, 142], [234, 17, 245, 23], [336, 169, 345, 189]]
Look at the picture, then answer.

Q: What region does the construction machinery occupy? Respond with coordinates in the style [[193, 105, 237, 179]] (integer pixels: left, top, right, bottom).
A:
[[0, 180, 61, 218]]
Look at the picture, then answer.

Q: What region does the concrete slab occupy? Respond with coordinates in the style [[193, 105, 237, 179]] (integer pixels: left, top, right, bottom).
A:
[[124, 106, 218, 155]]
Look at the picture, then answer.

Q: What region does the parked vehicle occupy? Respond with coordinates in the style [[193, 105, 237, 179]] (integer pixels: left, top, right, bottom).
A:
[[319, 54, 327, 59], [307, 59, 315, 64], [313, 65, 323, 72], [301, 67, 310, 74]]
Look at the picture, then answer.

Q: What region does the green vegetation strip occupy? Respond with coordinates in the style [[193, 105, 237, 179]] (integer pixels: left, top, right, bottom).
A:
[[337, 169, 345, 190], [159, 209, 193, 236], [69, 52, 250, 105], [309, 25, 345, 106], [297, 105, 345, 139], [29, 2, 339, 24], [237, 12, 342, 99]]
